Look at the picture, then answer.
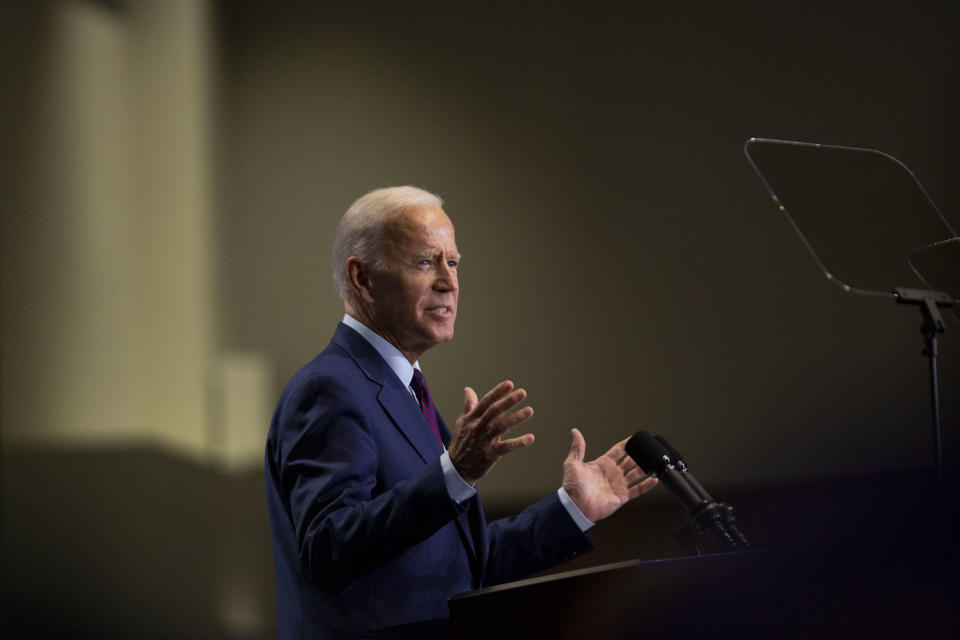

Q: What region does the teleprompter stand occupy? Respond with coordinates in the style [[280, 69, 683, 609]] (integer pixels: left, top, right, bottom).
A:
[[744, 139, 958, 488], [894, 286, 954, 485]]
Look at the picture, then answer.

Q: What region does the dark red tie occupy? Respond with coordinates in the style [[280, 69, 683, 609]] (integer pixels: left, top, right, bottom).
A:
[[410, 369, 444, 451]]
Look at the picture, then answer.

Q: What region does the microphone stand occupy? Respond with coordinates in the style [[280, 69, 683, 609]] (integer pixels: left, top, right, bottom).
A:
[[893, 287, 953, 492], [627, 431, 752, 554], [675, 499, 749, 555]]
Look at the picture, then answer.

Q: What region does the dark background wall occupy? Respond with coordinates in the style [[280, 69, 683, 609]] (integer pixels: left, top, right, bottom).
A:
[[3, 1, 958, 638], [215, 0, 959, 495]]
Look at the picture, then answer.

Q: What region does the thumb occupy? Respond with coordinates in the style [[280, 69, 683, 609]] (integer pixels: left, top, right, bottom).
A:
[[566, 427, 586, 464], [462, 386, 478, 414]]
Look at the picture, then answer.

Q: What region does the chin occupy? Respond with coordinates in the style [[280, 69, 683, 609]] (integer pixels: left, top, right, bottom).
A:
[[421, 315, 455, 339], [434, 327, 456, 346]]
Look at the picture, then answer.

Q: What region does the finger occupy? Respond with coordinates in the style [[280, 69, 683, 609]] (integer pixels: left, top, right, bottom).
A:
[[623, 465, 645, 485], [474, 380, 515, 416], [490, 405, 534, 436], [606, 436, 629, 461], [494, 433, 535, 454], [462, 387, 478, 414], [619, 457, 639, 475], [565, 427, 586, 465], [628, 475, 659, 498], [484, 388, 531, 428], [627, 470, 655, 488]]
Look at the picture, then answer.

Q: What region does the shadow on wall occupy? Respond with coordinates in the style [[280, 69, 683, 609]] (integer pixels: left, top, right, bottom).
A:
[[1, 448, 273, 640]]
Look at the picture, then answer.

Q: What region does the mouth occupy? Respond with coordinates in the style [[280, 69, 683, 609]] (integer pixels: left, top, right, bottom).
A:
[[425, 306, 454, 316]]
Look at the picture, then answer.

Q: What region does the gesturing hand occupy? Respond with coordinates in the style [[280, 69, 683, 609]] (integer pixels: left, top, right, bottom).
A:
[[562, 428, 659, 523], [448, 380, 535, 485]]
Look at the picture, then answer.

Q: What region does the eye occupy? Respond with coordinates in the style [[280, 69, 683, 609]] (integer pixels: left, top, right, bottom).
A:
[[447, 259, 459, 269]]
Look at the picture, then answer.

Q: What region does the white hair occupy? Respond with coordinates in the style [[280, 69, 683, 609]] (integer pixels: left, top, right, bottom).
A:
[[332, 186, 444, 301]]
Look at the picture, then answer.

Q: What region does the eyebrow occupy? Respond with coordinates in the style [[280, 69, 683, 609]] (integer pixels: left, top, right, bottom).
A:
[[414, 251, 462, 261]]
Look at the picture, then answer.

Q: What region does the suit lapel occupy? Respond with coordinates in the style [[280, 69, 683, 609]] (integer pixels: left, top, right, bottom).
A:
[[332, 322, 481, 574], [332, 323, 441, 464], [377, 384, 441, 464]]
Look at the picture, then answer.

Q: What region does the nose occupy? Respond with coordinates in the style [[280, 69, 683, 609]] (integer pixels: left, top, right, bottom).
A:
[[434, 262, 458, 292]]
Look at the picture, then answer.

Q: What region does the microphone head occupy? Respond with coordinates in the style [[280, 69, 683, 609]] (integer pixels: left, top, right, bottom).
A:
[[654, 435, 686, 466], [625, 430, 671, 475]]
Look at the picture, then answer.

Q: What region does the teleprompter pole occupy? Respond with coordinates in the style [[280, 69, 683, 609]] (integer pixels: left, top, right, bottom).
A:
[[893, 287, 952, 490]]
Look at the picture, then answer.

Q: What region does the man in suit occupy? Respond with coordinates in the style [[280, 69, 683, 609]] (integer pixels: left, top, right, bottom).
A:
[[265, 186, 658, 639]]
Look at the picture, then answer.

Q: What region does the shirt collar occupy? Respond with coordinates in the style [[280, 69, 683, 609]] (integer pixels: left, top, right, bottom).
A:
[[342, 314, 419, 388]]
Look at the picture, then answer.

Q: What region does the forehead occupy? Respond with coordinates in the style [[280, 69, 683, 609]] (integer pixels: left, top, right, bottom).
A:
[[386, 205, 458, 252]]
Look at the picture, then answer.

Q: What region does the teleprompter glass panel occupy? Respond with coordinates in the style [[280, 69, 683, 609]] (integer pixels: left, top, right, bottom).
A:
[[744, 139, 957, 299]]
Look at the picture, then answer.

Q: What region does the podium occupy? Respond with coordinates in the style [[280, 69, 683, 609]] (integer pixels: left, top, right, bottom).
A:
[[449, 545, 959, 639], [450, 552, 788, 639]]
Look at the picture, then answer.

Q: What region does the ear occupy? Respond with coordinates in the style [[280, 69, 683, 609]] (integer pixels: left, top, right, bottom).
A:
[[346, 257, 376, 304]]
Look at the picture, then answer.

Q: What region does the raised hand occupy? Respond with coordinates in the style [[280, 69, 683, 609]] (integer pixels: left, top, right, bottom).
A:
[[448, 380, 535, 485], [562, 428, 658, 522]]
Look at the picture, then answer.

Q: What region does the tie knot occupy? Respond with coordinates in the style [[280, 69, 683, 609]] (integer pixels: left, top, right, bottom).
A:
[[410, 368, 427, 392], [410, 369, 443, 451], [410, 369, 431, 408]]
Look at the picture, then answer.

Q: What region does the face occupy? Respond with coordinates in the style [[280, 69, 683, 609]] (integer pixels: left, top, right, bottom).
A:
[[362, 205, 460, 362]]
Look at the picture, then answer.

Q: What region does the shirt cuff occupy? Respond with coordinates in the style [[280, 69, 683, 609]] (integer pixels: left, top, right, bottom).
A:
[[558, 487, 595, 532], [441, 450, 477, 504]]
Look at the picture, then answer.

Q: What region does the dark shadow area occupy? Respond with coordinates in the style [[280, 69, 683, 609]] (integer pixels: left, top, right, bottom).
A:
[[3, 448, 957, 637], [1, 449, 273, 640]]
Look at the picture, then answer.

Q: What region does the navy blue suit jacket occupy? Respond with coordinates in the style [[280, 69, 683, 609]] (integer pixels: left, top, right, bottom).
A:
[[265, 323, 593, 639]]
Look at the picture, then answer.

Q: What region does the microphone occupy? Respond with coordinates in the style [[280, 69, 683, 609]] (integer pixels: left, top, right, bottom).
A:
[[654, 434, 750, 549], [625, 431, 705, 512], [625, 430, 747, 552], [654, 434, 712, 501]]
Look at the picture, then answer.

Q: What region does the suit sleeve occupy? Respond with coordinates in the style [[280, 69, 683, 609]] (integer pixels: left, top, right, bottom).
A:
[[480, 492, 595, 587], [271, 374, 465, 592]]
